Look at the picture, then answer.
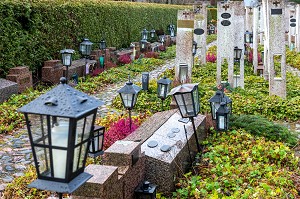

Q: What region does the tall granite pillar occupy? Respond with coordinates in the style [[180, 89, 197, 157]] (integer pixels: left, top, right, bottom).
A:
[[217, 1, 235, 86], [253, 6, 259, 74], [267, 0, 286, 98], [233, 1, 245, 88], [295, 4, 300, 52], [193, 3, 207, 65], [175, 10, 194, 83], [262, 0, 270, 80]]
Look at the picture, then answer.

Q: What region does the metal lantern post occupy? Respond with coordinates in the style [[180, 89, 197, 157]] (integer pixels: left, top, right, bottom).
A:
[[168, 24, 175, 37], [168, 83, 201, 152], [142, 72, 150, 91], [216, 102, 230, 131], [80, 38, 93, 77], [159, 35, 165, 45], [18, 77, 104, 199], [60, 49, 74, 84], [234, 46, 242, 62], [209, 90, 223, 120], [117, 76, 142, 130], [88, 125, 105, 158], [134, 181, 157, 199], [99, 39, 106, 68], [157, 76, 172, 111]]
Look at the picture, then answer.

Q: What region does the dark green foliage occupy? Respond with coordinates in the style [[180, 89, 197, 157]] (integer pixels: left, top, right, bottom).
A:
[[230, 114, 298, 147], [0, 0, 183, 77], [207, 8, 217, 24]]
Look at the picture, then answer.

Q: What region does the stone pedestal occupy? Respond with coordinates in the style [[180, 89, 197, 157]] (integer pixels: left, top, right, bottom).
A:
[[6, 66, 32, 93], [0, 78, 18, 102], [42, 60, 63, 84]]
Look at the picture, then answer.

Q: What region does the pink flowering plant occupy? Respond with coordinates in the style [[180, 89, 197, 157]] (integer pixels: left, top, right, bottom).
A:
[[206, 53, 217, 63]]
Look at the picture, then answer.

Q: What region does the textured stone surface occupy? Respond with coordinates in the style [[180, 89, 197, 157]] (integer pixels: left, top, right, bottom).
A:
[[175, 10, 194, 83], [140, 111, 206, 192], [0, 78, 18, 103], [217, 1, 235, 86], [6, 66, 32, 93], [194, 3, 207, 65]]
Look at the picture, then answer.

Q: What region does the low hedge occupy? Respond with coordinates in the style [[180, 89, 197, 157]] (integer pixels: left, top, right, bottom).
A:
[[0, 0, 185, 77]]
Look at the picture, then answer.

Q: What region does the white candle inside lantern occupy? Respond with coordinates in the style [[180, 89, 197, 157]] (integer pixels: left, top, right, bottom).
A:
[[218, 116, 225, 130], [64, 55, 71, 66], [51, 121, 69, 179], [160, 86, 165, 97]]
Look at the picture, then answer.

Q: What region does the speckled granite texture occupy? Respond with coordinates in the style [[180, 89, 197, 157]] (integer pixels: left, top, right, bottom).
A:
[[0, 78, 18, 103]]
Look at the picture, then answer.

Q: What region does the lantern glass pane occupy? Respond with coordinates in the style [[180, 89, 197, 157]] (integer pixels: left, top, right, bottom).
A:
[[80, 44, 86, 55], [84, 114, 94, 141], [211, 102, 220, 120], [34, 146, 50, 177], [121, 93, 133, 108], [62, 53, 72, 66], [73, 145, 80, 172], [192, 88, 200, 114], [79, 142, 88, 169], [175, 93, 194, 118], [179, 65, 188, 83], [28, 114, 49, 145], [86, 45, 92, 56]]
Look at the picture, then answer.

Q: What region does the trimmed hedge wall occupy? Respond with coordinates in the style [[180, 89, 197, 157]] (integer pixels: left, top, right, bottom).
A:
[[0, 0, 185, 77]]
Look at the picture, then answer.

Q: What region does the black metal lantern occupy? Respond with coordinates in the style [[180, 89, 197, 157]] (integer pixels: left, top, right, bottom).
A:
[[234, 46, 242, 62], [168, 83, 201, 152], [159, 35, 165, 44], [141, 28, 149, 40], [134, 181, 157, 199], [140, 39, 148, 51], [168, 24, 175, 37], [89, 125, 105, 158], [209, 90, 223, 120], [150, 29, 156, 38], [192, 41, 197, 56], [179, 63, 188, 83], [244, 30, 253, 43], [157, 76, 172, 110], [142, 72, 149, 91], [118, 76, 142, 130], [18, 77, 104, 198], [216, 102, 230, 131], [60, 49, 74, 84], [80, 38, 93, 57], [99, 39, 106, 51], [209, 24, 215, 35]]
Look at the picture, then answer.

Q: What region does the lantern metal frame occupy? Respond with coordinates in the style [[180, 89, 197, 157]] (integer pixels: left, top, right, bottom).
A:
[[18, 77, 104, 198], [168, 83, 201, 152], [179, 63, 188, 84], [117, 76, 142, 130], [234, 46, 242, 63], [60, 49, 75, 84], [157, 76, 172, 110], [208, 90, 223, 120], [150, 29, 156, 38], [99, 39, 106, 51], [88, 125, 105, 158], [216, 102, 230, 131], [244, 30, 253, 44], [141, 28, 149, 40], [140, 39, 148, 52], [80, 38, 93, 57], [168, 24, 176, 37]]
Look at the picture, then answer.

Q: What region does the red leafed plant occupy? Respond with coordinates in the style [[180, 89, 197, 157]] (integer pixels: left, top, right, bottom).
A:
[[144, 51, 159, 58], [248, 50, 262, 63], [103, 118, 139, 149], [118, 54, 132, 65], [105, 61, 117, 69], [206, 53, 217, 63]]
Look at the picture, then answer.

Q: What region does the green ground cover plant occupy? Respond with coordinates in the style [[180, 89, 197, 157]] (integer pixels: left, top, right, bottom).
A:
[[173, 130, 299, 199]]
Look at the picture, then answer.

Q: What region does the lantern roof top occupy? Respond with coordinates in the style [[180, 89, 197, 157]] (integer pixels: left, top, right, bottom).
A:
[[60, 49, 75, 54], [168, 83, 199, 95], [157, 76, 172, 85], [18, 77, 103, 118], [118, 81, 142, 95], [217, 102, 230, 114]]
